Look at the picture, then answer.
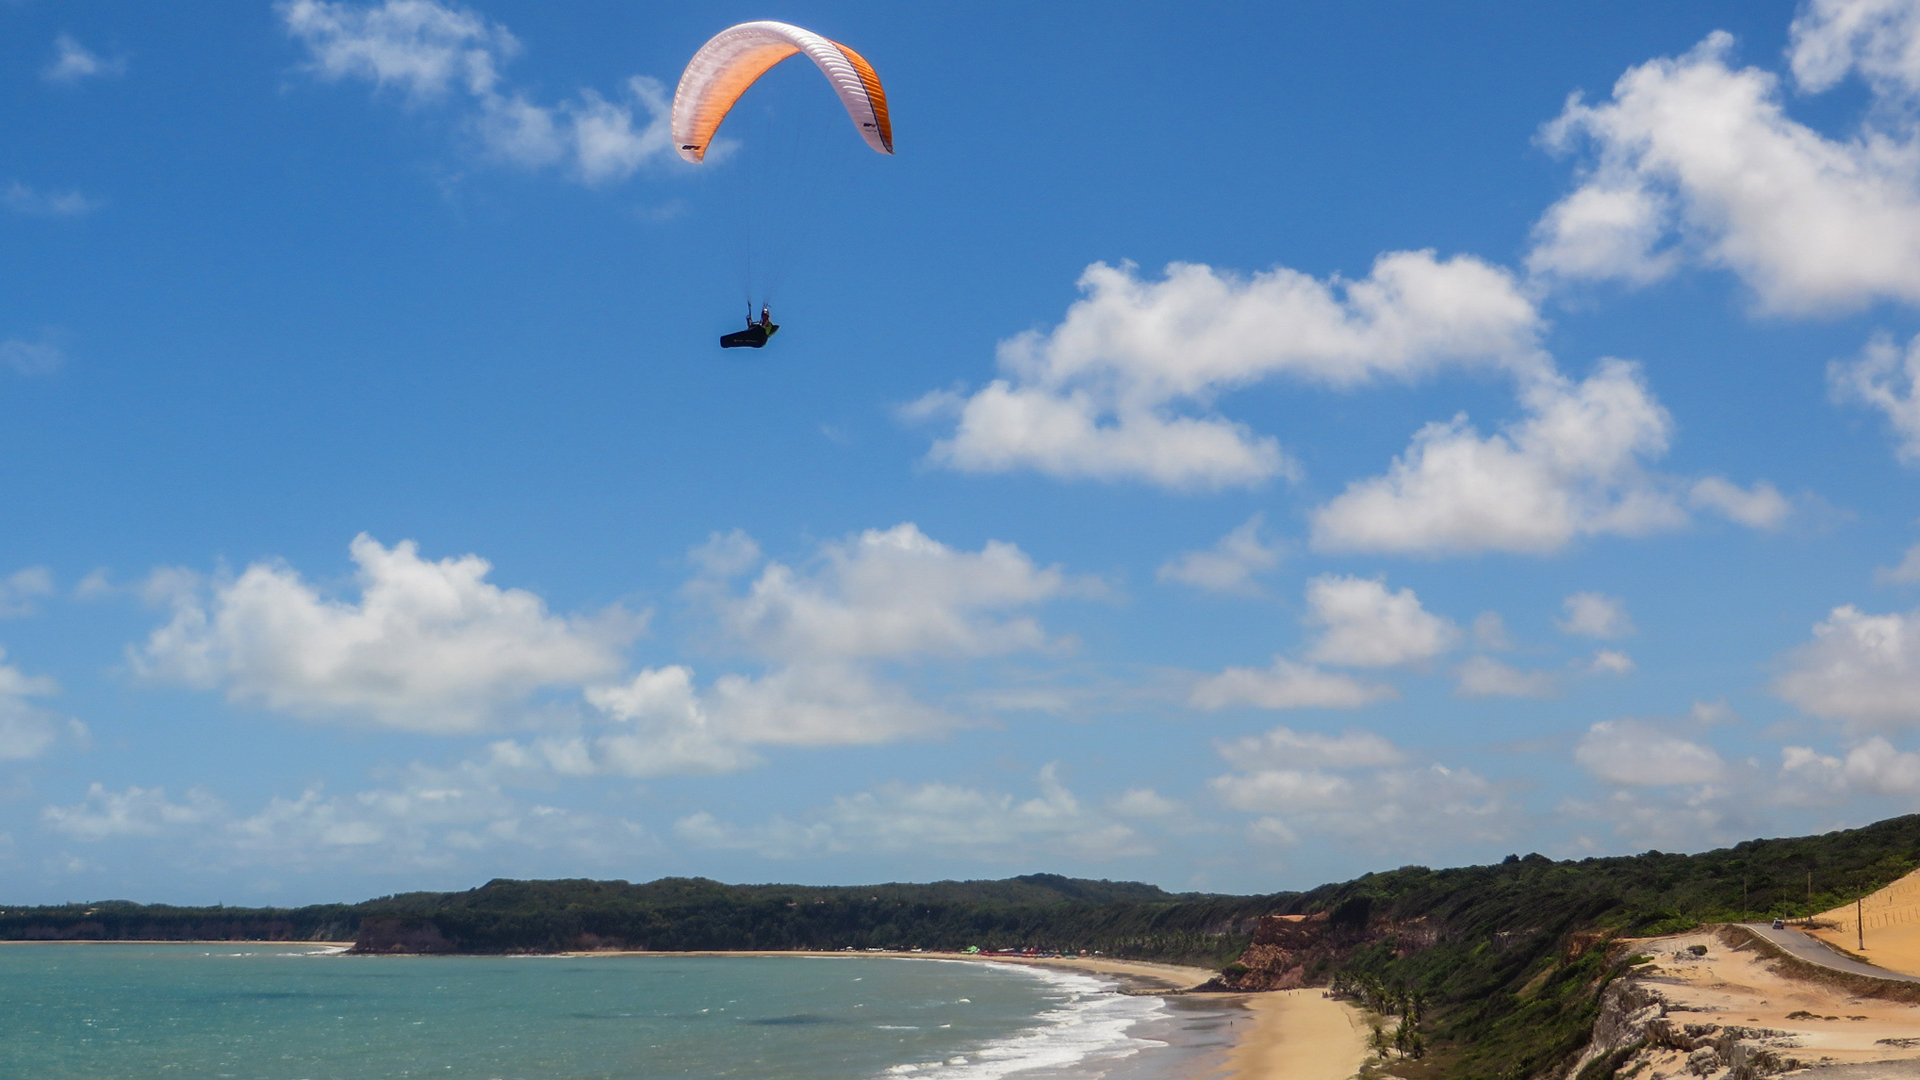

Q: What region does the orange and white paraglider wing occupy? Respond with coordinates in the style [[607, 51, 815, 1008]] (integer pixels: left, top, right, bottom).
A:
[[671, 21, 892, 163]]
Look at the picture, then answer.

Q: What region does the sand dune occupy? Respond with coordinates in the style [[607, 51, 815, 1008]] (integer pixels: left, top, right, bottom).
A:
[[1809, 870, 1920, 977]]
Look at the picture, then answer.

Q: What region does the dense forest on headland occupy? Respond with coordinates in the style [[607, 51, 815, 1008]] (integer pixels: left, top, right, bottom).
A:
[[0, 873, 1279, 963], [10, 815, 1920, 1080]]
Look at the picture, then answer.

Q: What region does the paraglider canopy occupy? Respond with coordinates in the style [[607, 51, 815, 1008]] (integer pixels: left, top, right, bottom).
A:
[[672, 21, 892, 163]]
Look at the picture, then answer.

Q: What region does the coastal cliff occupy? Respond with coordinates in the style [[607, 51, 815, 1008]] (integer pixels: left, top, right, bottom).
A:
[[1195, 814, 1920, 1079]]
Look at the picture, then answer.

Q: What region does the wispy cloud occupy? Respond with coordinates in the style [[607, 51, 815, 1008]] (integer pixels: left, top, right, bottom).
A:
[[42, 34, 125, 84], [675, 764, 1154, 862], [4, 183, 98, 217], [1157, 515, 1281, 596], [278, 0, 674, 185], [0, 334, 67, 376]]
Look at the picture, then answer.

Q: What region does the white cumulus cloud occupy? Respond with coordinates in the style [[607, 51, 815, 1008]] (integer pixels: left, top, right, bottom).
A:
[[717, 523, 1088, 663], [1305, 574, 1460, 668], [1779, 735, 1920, 799], [497, 524, 1084, 780], [134, 533, 635, 733], [564, 662, 959, 778], [913, 251, 1546, 491], [1790, 0, 1920, 103], [1774, 603, 1920, 728], [1310, 361, 1684, 555], [1530, 21, 1920, 313]]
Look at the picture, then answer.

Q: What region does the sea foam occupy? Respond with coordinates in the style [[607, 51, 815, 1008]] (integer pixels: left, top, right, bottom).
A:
[[881, 965, 1167, 1080]]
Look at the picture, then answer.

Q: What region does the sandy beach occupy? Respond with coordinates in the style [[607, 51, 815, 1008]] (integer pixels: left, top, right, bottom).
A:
[[1219, 989, 1370, 1080], [897, 956, 1372, 1080]]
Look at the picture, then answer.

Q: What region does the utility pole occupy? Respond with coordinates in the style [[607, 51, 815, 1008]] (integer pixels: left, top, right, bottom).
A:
[[1859, 897, 1866, 952]]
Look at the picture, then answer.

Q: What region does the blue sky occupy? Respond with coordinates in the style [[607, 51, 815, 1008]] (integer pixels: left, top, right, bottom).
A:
[[8, 0, 1920, 905]]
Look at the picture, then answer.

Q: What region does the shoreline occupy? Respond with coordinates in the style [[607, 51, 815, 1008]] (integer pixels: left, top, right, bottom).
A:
[[560, 949, 1370, 1080], [0, 941, 1371, 1080]]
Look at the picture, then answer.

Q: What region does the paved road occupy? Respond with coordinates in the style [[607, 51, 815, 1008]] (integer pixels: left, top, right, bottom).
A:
[[1740, 923, 1920, 984]]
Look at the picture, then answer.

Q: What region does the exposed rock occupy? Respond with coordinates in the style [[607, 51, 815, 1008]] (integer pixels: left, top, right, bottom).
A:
[[1563, 977, 1801, 1080], [1220, 913, 1333, 990], [1207, 909, 1446, 991], [1569, 979, 1669, 1079]]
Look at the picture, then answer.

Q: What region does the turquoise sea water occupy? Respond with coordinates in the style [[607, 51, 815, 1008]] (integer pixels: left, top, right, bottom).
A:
[[0, 945, 1207, 1080]]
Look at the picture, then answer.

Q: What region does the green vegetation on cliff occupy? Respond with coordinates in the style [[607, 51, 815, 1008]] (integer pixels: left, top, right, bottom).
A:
[[1284, 813, 1920, 1079]]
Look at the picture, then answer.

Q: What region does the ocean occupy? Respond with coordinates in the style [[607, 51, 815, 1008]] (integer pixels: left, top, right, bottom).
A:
[[0, 945, 1236, 1080]]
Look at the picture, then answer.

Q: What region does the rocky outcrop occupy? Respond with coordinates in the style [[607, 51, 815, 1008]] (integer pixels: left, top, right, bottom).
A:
[[1207, 904, 1445, 991], [1563, 977, 1802, 1080], [1566, 978, 1666, 1078], [1214, 912, 1339, 990]]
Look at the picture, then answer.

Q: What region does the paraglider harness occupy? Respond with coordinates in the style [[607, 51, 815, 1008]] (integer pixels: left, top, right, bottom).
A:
[[721, 306, 780, 349]]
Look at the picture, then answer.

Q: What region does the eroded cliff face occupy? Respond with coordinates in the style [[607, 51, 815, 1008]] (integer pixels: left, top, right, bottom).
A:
[[1216, 913, 1340, 990], [1211, 904, 1440, 991], [1565, 977, 1803, 1080]]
